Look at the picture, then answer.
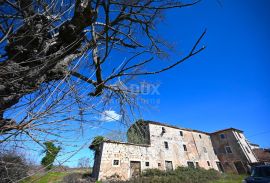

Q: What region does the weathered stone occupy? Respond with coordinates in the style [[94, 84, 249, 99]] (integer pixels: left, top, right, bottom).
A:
[[210, 128, 258, 174], [91, 121, 258, 181]]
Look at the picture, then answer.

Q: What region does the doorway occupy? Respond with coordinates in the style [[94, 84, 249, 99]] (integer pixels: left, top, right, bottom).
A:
[[234, 161, 246, 174], [216, 162, 224, 172], [130, 161, 141, 177], [187, 161, 195, 168], [165, 161, 173, 171]]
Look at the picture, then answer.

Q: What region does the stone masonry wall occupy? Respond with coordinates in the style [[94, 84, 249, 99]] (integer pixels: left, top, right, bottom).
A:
[[97, 142, 153, 180], [210, 130, 258, 174], [148, 123, 220, 170]]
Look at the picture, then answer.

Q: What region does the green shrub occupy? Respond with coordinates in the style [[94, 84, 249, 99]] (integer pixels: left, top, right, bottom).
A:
[[89, 136, 105, 152], [116, 167, 221, 183], [142, 168, 165, 176], [41, 141, 61, 170]]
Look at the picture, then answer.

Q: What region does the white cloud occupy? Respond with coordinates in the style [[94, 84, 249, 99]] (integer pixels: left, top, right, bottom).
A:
[[100, 110, 121, 122]]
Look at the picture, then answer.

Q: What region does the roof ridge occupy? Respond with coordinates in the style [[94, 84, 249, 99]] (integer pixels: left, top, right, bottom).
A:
[[135, 120, 209, 135], [133, 120, 244, 135]]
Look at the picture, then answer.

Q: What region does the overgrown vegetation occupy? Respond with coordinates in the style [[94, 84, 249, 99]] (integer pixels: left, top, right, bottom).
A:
[[113, 167, 222, 183], [127, 120, 150, 145], [210, 173, 246, 183], [20, 168, 246, 183], [89, 136, 106, 152], [41, 141, 61, 170]]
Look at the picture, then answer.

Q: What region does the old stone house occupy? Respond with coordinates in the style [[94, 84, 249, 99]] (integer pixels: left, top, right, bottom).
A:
[[210, 128, 258, 174], [91, 120, 258, 181]]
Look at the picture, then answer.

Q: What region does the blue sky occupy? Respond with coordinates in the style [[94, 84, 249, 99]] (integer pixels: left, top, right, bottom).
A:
[[67, 0, 270, 167], [13, 0, 270, 167], [142, 0, 270, 147]]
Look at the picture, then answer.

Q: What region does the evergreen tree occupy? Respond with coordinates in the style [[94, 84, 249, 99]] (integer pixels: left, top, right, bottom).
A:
[[41, 141, 61, 170]]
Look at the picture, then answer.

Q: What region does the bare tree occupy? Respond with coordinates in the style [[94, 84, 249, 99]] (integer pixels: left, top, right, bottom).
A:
[[0, 150, 29, 183], [78, 156, 90, 168], [0, 0, 205, 149]]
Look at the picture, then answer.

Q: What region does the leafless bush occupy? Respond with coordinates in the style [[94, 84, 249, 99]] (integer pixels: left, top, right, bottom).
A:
[[0, 151, 29, 183], [78, 157, 90, 168], [62, 172, 94, 183]]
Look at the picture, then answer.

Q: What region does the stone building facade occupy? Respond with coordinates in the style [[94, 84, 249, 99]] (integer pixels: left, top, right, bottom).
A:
[[210, 128, 258, 174], [91, 120, 258, 181]]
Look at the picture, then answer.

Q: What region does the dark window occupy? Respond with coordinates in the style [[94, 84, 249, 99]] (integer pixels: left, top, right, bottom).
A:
[[183, 144, 187, 151], [158, 163, 161, 167], [246, 146, 250, 153], [225, 146, 233, 154], [207, 161, 211, 166], [145, 162, 149, 166], [199, 134, 202, 138], [187, 161, 195, 168], [164, 141, 169, 149], [113, 160, 119, 165], [180, 131, 183, 136], [203, 147, 207, 153], [162, 127, 166, 133], [196, 162, 200, 168], [220, 134, 226, 139]]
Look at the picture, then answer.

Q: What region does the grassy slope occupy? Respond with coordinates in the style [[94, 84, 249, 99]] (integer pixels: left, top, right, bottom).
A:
[[211, 174, 246, 183], [20, 172, 69, 183], [21, 169, 90, 183]]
